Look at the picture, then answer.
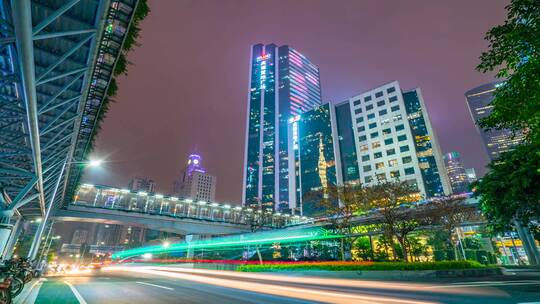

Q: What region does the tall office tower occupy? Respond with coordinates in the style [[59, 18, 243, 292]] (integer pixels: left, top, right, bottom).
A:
[[465, 168, 477, 184], [242, 44, 322, 210], [348, 81, 450, 198], [443, 152, 470, 194], [128, 176, 156, 193], [174, 154, 216, 202], [466, 82, 525, 160], [335, 101, 360, 186], [289, 104, 342, 216]]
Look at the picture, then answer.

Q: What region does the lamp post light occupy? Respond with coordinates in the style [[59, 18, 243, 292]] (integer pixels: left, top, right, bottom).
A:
[[28, 157, 103, 261]]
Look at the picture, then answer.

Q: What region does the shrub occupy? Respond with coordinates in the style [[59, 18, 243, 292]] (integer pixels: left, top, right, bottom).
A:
[[237, 260, 484, 272]]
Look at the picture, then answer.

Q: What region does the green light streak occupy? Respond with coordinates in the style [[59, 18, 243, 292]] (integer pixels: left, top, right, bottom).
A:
[[112, 227, 342, 260]]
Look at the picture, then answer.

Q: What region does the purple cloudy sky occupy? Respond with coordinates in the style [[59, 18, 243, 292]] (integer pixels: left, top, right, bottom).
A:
[[84, 0, 507, 203]]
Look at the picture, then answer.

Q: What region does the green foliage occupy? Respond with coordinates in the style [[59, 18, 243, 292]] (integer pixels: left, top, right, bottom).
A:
[[472, 142, 540, 232], [476, 0, 540, 141], [237, 261, 485, 272]]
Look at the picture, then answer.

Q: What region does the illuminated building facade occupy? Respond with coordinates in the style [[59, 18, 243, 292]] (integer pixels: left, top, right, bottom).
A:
[[465, 82, 525, 160], [348, 81, 450, 198], [242, 44, 322, 210], [291, 104, 342, 216], [335, 101, 360, 185], [174, 154, 216, 202], [443, 152, 470, 194]]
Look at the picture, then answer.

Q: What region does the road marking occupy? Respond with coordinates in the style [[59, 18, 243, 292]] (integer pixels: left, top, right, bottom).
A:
[[429, 281, 540, 288], [135, 281, 174, 290], [63, 280, 88, 304]]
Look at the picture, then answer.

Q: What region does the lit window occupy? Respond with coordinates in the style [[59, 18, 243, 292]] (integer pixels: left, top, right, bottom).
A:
[[388, 159, 398, 167], [390, 170, 400, 178], [360, 144, 369, 152], [375, 162, 385, 169], [372, 141, 381, 149]]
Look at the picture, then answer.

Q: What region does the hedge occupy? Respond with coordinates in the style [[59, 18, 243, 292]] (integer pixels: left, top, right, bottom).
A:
[[237, 260, 484, 272]]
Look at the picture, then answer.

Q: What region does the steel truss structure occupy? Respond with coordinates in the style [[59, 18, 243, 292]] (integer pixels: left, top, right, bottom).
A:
[[0, 0, 139, 227]]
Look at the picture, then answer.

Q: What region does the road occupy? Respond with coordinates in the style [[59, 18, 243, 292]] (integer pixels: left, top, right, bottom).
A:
[[18, 265, 540, 304]]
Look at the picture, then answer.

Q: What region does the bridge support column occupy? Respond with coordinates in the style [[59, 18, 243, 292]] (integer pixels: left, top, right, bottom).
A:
[[0, 223, 13, 258], [2, 217, 22, 259], [514, 221, 540, 265], [186, 234, 200, 259]]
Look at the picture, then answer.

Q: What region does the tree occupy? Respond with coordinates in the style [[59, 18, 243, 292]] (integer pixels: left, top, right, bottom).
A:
[[472, 143, 540, 232], [424, 197, 481, 260], [362, 180, 421, 262], [246, 201, 272, 264], [309, 184, 366, 261], [476, 0, 540, 143]]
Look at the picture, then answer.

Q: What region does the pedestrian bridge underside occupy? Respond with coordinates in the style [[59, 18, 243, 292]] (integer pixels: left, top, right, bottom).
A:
[[52, 184, 313, 235]]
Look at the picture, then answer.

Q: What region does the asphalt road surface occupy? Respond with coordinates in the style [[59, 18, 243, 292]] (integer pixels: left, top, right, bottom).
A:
[[20, 265, 540, 304]]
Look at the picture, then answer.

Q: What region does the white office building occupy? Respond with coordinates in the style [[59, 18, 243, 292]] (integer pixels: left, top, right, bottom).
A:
[[346, 81, 450, 198]]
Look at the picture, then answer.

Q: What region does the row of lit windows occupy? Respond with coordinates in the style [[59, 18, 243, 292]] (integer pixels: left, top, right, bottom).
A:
[[363, 166, 415, 183], [358, 123, 405, 142]]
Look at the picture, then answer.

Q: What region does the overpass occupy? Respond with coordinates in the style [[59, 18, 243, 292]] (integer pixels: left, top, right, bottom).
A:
[[51, 184, 314, 235], [0, 0, 144, 259]]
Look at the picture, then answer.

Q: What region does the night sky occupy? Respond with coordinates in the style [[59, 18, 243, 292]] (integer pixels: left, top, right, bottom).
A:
[[83, 0, 508, 204]]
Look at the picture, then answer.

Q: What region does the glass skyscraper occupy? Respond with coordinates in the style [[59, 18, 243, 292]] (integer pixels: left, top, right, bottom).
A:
[[242, 44, 322, 210], [335, 101, 360, 186], [443, 151, 470, 194], [402, 89, 449, 197], [465, 82, 525, 160], [291, 104, 341, 216]]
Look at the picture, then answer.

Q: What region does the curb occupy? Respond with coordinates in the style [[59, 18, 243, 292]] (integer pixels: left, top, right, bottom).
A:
[[14, 278, 46, 304]]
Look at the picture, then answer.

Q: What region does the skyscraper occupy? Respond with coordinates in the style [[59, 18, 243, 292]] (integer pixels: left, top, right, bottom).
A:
[[465, 168, 477, 184], [290, 104, 342, 216], [347, 81, 450, 198], [465, 82, 525, 160], [242, 44, 322, 210], [443, 152, 470, 194], [174, 154, 216, 202]]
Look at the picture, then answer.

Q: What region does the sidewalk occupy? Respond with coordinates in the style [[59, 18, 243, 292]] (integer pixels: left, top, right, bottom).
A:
[[14, 278, 81, 304]]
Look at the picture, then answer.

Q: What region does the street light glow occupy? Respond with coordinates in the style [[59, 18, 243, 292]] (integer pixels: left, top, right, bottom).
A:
[[87, 159, 103, 167]]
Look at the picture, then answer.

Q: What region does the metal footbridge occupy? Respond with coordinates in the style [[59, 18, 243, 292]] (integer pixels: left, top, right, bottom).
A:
[[53, 184, 314, 235], [0, 0, 141, 259]]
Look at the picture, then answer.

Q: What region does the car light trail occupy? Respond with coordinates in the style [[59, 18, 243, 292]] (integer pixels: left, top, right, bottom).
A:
[[112, 226, 342, 260], [107, 266, 436, 304]]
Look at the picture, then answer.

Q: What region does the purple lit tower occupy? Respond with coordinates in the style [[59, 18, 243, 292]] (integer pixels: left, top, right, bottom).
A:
[[173, 154, 216, 202]]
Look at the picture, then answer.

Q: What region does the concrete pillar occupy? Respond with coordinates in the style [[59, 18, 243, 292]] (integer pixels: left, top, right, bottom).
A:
[[514, 221, 540, 265], [186, 234, 200, 259]]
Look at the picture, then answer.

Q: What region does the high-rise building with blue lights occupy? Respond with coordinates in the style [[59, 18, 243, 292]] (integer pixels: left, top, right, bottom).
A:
[[242, 44, 322, 210], [289, 104, 342, 216]]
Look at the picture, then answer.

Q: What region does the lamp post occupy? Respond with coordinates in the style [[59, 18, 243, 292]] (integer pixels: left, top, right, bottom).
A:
[[27, 157, 103, 261]]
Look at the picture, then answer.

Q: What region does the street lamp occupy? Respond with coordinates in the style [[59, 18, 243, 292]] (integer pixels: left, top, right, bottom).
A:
[[28, 157, 104, 260]]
